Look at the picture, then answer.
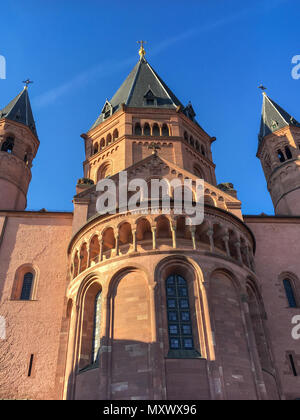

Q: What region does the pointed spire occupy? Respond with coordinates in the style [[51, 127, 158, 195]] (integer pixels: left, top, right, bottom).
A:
[[258, 92, 300, 143], [90, 56, 184, 130], [0, 87, 37, 137]]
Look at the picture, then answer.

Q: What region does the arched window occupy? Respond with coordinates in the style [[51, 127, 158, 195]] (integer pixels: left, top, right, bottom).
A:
[[283, 279, 297, 308], [162, 124, 169, 137], [189, 136, 194, 147], [93, 143, 99, 154], [134, 123, 142, 136], [20, 272, 34, 300], [143, 123, 151, 136], [91, 290, 102, 363], [1, 136, 14, 153], [106, 133, 112, 146], [278, 149, 285, 163], [285, 146, 292, 160], [113, 129, 119, 141], [152, 123, 160, 136], [166, 274, 194, 350], [201, 145, 206, 156], [100, 138, 105, 150]]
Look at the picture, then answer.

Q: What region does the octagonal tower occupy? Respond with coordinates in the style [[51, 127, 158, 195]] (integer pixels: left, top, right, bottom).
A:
[[59, 49, 280, 400]]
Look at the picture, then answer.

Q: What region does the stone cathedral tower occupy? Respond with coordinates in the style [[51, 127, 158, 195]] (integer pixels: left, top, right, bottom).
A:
[[257, 92, 300, 215], [0, 86, 39, 210], [1, 48, 300, 401], [62, 47, 280, 400]]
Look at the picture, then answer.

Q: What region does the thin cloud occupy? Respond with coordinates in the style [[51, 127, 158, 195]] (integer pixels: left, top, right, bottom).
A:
[[33, 0, 287, 109]]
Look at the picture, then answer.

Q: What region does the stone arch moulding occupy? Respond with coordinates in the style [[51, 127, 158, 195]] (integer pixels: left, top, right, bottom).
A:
[[154, 255, 215, 361]]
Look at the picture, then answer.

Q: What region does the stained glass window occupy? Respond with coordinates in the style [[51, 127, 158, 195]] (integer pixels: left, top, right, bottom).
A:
[[91, 290, 102, 363], [166, 274, 194, 350]]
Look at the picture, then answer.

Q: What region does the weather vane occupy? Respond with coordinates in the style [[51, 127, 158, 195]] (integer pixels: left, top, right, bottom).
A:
[[137, 40, 147, 59], [258, 84, 267, 92], [23, 79, 33, 88]]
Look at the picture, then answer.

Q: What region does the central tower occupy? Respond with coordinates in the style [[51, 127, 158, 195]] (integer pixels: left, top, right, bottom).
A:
[[62, 48, 278, 401]]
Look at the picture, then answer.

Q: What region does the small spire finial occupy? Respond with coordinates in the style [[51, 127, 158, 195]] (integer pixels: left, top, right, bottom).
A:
[[22, 79, 33, 89], [258, 84, 267, 94], [137, 40, 146, 59]]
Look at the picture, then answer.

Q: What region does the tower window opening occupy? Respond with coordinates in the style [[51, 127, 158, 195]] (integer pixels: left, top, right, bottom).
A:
[[146, 99, 154, 106], [166, 274, 194, 350], [162, 124, 169, 137], [283, 278, 297, 308], [28, 354, 34, 377], [144, 123, 151, 136], [285, 146, 292, 160], [277, 149, 285, 163], [1, 136, 14, 153], [289, 354, 298, 376], [152, 124, 160, 137], [134, 123, 142, 136]]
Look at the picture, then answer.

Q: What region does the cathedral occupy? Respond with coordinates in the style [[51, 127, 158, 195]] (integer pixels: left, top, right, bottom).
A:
[[0, 45, 299, 400]]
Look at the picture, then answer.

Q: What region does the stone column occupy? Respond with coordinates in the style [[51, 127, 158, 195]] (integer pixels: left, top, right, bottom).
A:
[[132, 228, 137, 252], [240, 292, 269, 400], [235, 240, 243, 263], [115, 233, 119, 256], [206, 228, 214, 253], [99, 238, 104, 262], [171, 224, 177, 249], [222, 232, 230, 257], [152, 226, 157, 250], [190, 226, 196, 250]]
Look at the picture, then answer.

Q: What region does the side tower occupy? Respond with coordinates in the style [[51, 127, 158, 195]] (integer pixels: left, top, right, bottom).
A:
[[0, 86, 39, 210], [257, 92, 300, 215]]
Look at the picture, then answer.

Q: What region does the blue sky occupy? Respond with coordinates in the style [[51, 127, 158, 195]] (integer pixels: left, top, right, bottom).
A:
[[0, 0, 299, 214]]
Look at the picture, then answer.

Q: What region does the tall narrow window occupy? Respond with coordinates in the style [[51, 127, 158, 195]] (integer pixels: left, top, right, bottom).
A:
[[20, 272, 34, 300], [134, 123, 142, 136], [28, 354, 34, 377], [144, 123, 151, 136], [289, 354, 298, 376], [278, 149, 285, 163], [91, 290, 102, 363], [283, 279, 297, 308], [162, 124, 169, 137], [166, 274, 194, 350], [285, 146, 292, 160]]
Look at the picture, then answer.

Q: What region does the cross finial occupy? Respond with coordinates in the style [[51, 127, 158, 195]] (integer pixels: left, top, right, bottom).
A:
[[148, 142, 161, 156], [258, 84, 267, 94], [23, 79, 33, 89], [137, 40, 147, 59]]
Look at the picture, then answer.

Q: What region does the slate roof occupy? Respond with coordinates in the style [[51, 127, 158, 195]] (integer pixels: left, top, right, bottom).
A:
[[0, 87, 37, 137], [90, 57, 188, 130], [258, 93, 300, 143]]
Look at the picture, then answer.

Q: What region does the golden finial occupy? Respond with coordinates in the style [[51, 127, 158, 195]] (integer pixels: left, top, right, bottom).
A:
[[137, 40, 146, 59]]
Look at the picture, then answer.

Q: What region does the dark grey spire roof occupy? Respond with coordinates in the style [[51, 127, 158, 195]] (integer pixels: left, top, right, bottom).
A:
[[0, 87, 37, 137], [258, 93, 300, 143], [91, 57, 186, 130]]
